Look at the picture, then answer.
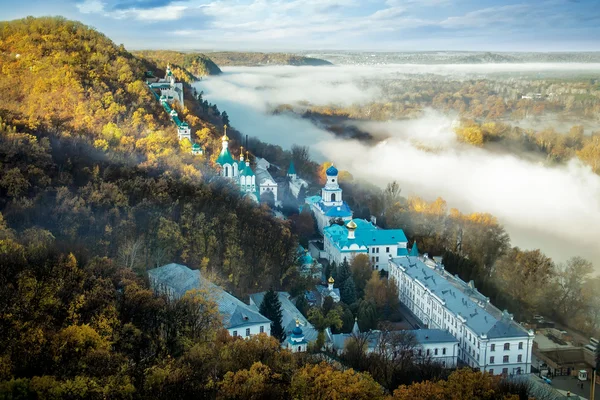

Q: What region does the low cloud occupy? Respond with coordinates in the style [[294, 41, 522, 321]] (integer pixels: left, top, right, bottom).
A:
[[196, 65, 600, 266]]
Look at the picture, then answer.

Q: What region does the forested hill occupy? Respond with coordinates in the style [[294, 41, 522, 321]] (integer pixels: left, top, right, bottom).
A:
[[204, 51, 333, 66], [133, 50, 222, 80]]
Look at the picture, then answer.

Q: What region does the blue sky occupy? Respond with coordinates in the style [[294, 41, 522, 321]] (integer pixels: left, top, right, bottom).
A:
[[3, 0, 600, 51]]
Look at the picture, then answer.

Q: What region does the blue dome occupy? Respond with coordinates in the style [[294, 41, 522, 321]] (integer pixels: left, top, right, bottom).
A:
[[326, 165, 338, 176], [300, 252, 313, 265], [292, 325, 303, 337]]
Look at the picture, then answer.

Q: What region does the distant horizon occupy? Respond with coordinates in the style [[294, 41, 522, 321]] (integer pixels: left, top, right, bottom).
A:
[[3, 0, 600, 52]]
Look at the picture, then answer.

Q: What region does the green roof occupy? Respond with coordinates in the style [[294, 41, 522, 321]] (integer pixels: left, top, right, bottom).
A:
[[240, 162, 255, 176], [216, 149, 235, 165], [192, 143, 201, 149], [288, 161, 296, 175]]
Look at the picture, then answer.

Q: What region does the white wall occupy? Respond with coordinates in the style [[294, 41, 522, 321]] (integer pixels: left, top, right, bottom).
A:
[[389, 259, 533, 375], [416, 342, 459, 368], [229, 323, 271, 339]]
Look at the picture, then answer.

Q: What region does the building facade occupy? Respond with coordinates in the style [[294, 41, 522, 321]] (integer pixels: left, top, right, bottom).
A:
[[323, 219, 409, 270], [389, 256, 534, 375], [216, 130, 280, 203], [287, 161, 308, 199], [148, 263, 271, 338]]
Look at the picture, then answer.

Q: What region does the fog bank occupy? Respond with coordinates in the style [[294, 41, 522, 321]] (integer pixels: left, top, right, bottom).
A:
[[195, 65, 600, 266]]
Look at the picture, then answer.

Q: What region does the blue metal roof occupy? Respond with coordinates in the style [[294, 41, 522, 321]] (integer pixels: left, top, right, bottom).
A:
[[409, 242, 419, 256], [392, 256, 530, 339], [305, 195, 322, 205], [412, 329, 459, 344], [322, 202, 353, 217], [324, 219, 408, 252]]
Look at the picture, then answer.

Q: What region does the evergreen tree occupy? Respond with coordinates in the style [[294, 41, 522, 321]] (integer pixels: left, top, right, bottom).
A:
[[259, 289, 286, 342], [295, 294, 309, 317], [357, 300, 378, 331], [337, 258, 351, 288], [222, 111, 230, 126], [341, 277, 357, 305]]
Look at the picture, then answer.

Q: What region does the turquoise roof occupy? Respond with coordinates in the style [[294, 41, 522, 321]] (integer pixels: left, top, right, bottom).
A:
[[305, 195, 321, 205], [240, 162, 255, 177], [410, 242, 419, 257], [298, 245, 313, 265], [192, 143, 201, 149], [324, 219, 408, 252], [326, 165, 338, 176], [288, 161, 296, 175], [397, 247, 409, 256], [217, 149, 235, 165], [323, 202, 353, 218]]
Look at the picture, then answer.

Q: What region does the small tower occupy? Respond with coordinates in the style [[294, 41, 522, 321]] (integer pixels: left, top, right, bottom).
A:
[[287, 161, 297, 180], [177, 122, 191, 141], [221, 125, 229, 153], [165, 64, 172, 81], [170, 109, 178, 118], [328, 276, 334, 291], [322, 164, 343, 206], [191, 143, 203, 155], [286, 319, 307, 353], [346, 220, 357, 240]]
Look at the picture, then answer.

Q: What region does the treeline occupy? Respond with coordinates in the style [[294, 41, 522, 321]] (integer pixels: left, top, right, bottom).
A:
[[133, 50, 222, 79], [204, 51, 332, 67], [454, 121, 600, 173]]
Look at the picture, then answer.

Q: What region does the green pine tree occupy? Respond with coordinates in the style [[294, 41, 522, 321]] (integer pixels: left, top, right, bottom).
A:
[[259, 289, 286, 342], [295, 294, 309, 317], [341, 277, 357, 305], [336, 258, 351, 288]]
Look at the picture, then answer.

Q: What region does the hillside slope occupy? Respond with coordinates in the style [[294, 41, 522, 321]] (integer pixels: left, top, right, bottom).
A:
[[205, 51, 332, 66], [134, 50, 222, 80]]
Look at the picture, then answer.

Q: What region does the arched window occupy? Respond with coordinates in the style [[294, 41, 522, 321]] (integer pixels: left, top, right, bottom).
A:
[[331, 193, 336, 202], [224, 166, 229, 177], [298, 346, 302, 352]]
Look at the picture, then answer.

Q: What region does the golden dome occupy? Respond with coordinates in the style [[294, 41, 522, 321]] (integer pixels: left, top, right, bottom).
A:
[[346, 220, 357, 230], [222, 125, 229, 141], [328, 276, 335, 284]]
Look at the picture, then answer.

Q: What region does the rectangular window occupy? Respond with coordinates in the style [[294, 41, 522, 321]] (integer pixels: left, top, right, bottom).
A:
[[518, 342, 523, 350], [503, 355, 509, 363], [376, 256, 379, 262], [372, 248, 375, 253], [490, 344, 495, 351], [434, 348, 438, 355], [260, 326, 264, 333], [426, 349, 430, 356], [502, 368, 508, 375], [517, 355, 522, 362], [504, 343, 510, 351], [490, 356, 495, 364], [377, 248, 379, 253], [386, 247, 390, 252], [442, 348, 446, 355], [246, 328, 251, 337], [233, 331, 238, 337], [489, 369, 494, 374]]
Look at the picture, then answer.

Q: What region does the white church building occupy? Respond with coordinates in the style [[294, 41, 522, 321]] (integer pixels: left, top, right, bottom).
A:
[[323, 218, 409, 271], [148, 65, 184, 105], [216, 127, 279, 202]]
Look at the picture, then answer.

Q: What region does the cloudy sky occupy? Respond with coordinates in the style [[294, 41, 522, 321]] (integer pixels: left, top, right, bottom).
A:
[[4, 0, 600, 51]]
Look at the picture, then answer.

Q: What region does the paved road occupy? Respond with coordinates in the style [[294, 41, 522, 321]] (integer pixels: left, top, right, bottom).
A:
[[550, 375, 599, 400]]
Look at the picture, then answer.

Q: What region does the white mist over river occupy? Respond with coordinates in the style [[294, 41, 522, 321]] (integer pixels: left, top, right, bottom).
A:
[[195, 65, 600, 268]]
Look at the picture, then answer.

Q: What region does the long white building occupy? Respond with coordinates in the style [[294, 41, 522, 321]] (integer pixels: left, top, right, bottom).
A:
[[389, 255, 534, 376]]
